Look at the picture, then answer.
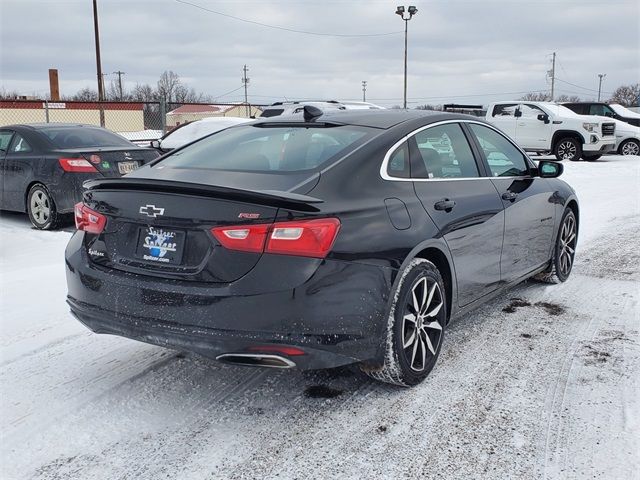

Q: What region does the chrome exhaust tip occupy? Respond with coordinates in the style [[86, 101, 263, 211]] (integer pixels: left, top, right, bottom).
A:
[[215, 353, 296, 369]]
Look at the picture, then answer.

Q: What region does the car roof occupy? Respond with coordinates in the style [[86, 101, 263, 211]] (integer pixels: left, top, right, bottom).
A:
[[254, 109, 472, 129], [3, 123, 106, 130]]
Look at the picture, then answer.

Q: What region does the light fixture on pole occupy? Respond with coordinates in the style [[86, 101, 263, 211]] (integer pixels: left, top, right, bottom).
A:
[[395, 5, 417, 109], [597, 73, 606, 101]]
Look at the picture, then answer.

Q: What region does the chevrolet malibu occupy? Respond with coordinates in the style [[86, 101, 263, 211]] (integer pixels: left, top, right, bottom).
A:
[[65, 109, 579, 386]]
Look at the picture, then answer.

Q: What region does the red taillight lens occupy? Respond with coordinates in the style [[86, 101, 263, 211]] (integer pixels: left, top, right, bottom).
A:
[[74, 202, 106, 234], [211, 224, 270, 253], [246, 345, 306, 356], [59, 158, 97, 173], [266, 218, 341, 258], [210, 218, 340, 258]]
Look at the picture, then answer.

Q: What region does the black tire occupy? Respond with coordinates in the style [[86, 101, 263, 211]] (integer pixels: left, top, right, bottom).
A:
[[535, 208, 577, 284], [554, 137, 582, 162], [363, 258, 447, 386], [26, 184, 61, 230], [583, 154, 602, 162], [619, 139, 640, 156]]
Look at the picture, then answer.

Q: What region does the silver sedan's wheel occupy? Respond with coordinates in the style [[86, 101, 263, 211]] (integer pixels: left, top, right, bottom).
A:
[[620, 139, 640, 156], [402, 277, 444, 372]]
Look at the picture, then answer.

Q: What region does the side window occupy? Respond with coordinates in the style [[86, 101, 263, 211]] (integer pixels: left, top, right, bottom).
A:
[[589, 105, 605, 116], [9, 134, 33, 153], [492, 104, 518, 117], [520, 104, 545, 118], [413, 124, 479, 179], [386, 142, 410, 178], [469, 124, 529, 177], [601, 105, 616, 118], [0, 131, 14, 152]]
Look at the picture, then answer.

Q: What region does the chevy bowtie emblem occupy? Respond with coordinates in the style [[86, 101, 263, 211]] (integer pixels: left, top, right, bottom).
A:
[[139, 205, 165, 218]]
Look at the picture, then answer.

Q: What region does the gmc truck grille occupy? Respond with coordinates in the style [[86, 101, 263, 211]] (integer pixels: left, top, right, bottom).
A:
[[602, 123, 615, 136]]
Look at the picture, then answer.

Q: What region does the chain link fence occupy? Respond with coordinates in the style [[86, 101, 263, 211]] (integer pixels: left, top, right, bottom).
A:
[[0, 100, 266, 144]]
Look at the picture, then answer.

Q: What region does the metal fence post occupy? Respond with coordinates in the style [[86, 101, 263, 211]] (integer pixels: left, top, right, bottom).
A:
[[45, 100, 50, 123], [160, 99, 166, 133]]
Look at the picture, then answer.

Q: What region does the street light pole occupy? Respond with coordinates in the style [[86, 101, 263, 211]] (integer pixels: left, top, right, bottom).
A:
[[362, 80, 367, 102], [396, 6, 417, 109], [597, 73, 606, 101]]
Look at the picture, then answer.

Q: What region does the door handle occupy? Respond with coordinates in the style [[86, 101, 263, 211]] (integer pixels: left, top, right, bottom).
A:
[[501, 191, 518, 202], [518, 122, 526, 126], [434, 199, 456, 212]]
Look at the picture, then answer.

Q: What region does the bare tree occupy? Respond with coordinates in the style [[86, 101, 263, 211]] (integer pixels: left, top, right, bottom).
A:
[[519, 92, 552, 101], [415, 104, 443, 111], [70, 87, 99, 101], [0, 87, 22, 100], [130, 83, 157, 102], [609, 83, 640, 106], [555, 94, 581, 102], [157, 70, 181, 103]]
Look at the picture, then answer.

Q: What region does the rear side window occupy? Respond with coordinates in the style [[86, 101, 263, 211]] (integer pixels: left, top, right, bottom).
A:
[[412, 124, 479, 179], [469, 124, 529, 177], [492, 104, 518, 117], [159, 125, 373, 172], [387, 142, 410, 178], [0, 131, 13, 151], [38, 127, 133, 148], [9, 133, 32, 153], [259, 109, 284, 118]]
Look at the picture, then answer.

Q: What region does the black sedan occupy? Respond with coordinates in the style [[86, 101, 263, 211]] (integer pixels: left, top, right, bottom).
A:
[[65, 109, 579, 386], [0, 123, 159, 229]]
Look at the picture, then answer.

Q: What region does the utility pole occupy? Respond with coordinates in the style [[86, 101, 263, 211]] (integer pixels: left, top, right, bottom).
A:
[[597, 73, 606, 101], [113, 71, 125, 100], [548, 52, 556, 101], [242, 64, 250, 117], [93, 0, 104, 127], [92, 0, 105, 126], [362, 81, 367, 102]]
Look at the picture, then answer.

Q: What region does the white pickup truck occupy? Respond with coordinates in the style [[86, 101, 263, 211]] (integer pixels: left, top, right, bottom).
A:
[[486, 101, 616, 161]]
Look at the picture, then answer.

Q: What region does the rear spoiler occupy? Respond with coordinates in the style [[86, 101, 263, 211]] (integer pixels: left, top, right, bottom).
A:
[[83, 178, 323, 212]]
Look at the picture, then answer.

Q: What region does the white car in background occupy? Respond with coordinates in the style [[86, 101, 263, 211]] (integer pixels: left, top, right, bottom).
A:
[[152, 117, 252, 152], [609, 118, 640, 155]]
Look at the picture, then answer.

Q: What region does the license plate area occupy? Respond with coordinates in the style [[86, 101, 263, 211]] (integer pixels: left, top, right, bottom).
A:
[[118, 161, 140, 174], [135, 226, 186, 265]]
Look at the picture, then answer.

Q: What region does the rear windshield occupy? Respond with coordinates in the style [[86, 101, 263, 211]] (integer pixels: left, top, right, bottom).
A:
[[39, 127, 134, 149], [158, 125, 373, 172]]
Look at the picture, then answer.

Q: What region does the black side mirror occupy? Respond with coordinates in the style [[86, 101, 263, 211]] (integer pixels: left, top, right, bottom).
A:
[[537, 113, 550, 124], [514, 109, 522, 118], [150, 140, 160, 149], [538, 160, 563, 178]]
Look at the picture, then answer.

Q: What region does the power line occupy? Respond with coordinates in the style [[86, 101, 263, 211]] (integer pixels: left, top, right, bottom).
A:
[[213, 85, 245, 100], [174, 0, 403, 37], [555, 78, 612, 95]]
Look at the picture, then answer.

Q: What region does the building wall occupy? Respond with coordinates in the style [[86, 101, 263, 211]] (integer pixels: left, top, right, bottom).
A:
[[0, 101, 145, 132]]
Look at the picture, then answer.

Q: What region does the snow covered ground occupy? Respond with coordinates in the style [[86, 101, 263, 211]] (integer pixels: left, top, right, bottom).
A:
[[1, 155, 639, 480]]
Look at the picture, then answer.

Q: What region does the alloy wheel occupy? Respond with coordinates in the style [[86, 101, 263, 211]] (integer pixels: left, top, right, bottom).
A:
[[558, 214, 576, 277], [402, 277, 444, 372], [30, 189, 51, 225], [557, 141, 577, 160], [621, 141, 640, 156]]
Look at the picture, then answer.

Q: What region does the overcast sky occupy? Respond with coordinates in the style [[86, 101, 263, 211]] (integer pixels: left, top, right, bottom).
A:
[[0, 0, 638, 107]]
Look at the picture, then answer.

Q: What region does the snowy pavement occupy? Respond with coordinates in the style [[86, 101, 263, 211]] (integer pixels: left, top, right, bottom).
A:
[[1, 155, 639, 480]]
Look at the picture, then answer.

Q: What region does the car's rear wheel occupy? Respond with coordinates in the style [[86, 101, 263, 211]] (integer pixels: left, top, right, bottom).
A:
[[364, 258, 446, 386], [27, 184, 61, 230], [554, 137, 582, 161], [535, 208, 577, 283], [619, 139, 640, 156]]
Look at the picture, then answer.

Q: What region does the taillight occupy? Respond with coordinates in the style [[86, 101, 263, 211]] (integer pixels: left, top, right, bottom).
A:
[[59, 158, 97, 173], [74, 203, 106, 234], [211, 224, 269, 253], [211, 218, 340, 258]]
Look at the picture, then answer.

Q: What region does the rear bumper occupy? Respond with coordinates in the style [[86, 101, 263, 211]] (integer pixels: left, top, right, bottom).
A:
[[65, 232, 394, 369]]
